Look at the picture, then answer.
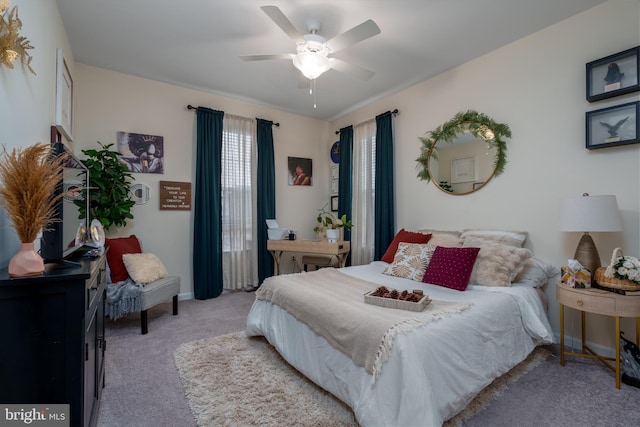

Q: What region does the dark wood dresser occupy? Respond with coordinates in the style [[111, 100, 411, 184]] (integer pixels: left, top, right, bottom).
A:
[[0, 253, 107, 427]]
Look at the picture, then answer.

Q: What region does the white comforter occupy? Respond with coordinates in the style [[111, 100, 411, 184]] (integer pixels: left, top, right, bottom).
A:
[[246, 261, 553, 427]]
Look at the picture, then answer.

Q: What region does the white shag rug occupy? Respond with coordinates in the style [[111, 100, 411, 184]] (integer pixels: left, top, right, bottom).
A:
[[173, 331, 550, 427]]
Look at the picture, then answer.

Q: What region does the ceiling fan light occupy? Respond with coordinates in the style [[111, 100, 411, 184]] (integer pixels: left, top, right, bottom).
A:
[[293, 52, 331, 80]]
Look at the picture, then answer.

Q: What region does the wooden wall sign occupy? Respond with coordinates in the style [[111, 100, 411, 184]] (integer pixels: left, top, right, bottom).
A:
[[159, 181, 191, 210]]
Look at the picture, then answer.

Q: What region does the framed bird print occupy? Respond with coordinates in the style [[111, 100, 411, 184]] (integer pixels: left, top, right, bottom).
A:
[[586, 46, 639, 102], [586, 101, 639, 149]]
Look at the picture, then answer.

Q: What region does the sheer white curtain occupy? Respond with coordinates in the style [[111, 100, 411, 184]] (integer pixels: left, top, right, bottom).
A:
[[221, 114, 258, 290], [351, 120, 376, 265]]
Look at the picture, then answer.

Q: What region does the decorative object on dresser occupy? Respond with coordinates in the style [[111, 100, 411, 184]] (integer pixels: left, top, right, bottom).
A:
[[586, 46, 639, 102], [416, 110, 511, 195], [585, 101, 639, 150], [559, 193, 622, 278], [0, 254, 108, 427], [0, 143, 69, 277]]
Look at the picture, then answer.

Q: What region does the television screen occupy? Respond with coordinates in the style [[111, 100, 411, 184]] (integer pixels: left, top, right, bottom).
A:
[[40, 142, 90, 263]]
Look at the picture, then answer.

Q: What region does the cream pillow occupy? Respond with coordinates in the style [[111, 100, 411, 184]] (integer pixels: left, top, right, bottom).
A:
[[460, 229, 528, 247], [122, 253, 168, 284], [463, 237, 532, 287], [428, 234, 464, 248], [383, 242, 436, 282]]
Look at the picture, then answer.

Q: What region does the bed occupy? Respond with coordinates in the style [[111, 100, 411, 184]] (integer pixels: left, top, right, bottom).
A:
[[246, 231, 556, 426]]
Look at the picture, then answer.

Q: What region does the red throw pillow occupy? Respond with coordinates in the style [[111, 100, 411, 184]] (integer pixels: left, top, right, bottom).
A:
[[381, 229, 432, 264], [105, 235, 142, 282], [421, 246, 480, 291]]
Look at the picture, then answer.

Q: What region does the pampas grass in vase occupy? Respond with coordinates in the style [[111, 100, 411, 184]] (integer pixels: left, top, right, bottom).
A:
[[0, 142, 68, 277]]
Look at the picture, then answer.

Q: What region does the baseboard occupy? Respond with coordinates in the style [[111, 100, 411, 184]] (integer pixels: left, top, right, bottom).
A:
[[553, 332, 616, 358]]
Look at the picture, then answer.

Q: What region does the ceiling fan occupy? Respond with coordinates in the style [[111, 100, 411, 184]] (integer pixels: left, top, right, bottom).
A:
[[240, 5, 380, 82]]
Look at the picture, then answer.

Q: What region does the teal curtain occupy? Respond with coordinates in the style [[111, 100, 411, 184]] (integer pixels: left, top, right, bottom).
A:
[[374, 111, 395, 261], [256, 119, 275, 283], [338, 126, 353, 264], [193, 107, 224, 299]]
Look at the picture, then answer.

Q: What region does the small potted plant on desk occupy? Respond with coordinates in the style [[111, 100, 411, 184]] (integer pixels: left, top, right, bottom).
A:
[[313, 205, 353, 243]]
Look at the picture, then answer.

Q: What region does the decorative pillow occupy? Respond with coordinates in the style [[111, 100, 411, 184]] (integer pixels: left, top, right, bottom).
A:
[[422, 246, 480, 291], [105, 235, 143, 283], [428, 234, 464, 248], [417, 229, 462, 238], [463, 237, 532, 287], [383, 242, 436, 282], [460, 229, 528, 248], [381, 229, 432, 264], [122, 253, 168, 284], [513, 256, 560, 288]]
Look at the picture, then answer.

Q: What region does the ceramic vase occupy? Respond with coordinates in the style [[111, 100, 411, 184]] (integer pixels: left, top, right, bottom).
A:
[[326, 229, 340, 243], [8, 242, 45, 277]]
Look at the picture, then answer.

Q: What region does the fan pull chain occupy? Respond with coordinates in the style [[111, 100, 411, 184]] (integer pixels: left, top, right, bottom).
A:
[[312, 79, 317, 109]]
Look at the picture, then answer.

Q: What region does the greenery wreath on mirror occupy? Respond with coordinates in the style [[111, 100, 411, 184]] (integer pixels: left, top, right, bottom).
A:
[[416, 110, 511, 183], [73, 142, 135, 231]]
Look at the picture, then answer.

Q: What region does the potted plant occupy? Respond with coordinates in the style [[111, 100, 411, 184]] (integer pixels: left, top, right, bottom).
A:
[[74, 142, 135, 231], [313, 204, 353, 243]]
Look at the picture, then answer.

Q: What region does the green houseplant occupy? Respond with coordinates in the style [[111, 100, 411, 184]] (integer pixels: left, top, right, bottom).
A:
[[74, 142, 135, 231], [313, 204, 353, 242]]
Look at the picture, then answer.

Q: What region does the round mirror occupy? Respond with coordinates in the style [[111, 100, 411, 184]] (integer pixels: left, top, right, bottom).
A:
[[416, 110, 511, 195]]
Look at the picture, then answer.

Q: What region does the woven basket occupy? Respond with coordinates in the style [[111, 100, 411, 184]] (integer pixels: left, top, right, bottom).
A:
[[595, 248, 640, 291]]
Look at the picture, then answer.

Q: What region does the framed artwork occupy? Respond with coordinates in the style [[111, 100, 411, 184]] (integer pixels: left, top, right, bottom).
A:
[[586, 46, 639, 102], [117, 131, 165, 173], [450, 156, 476, 184], [331, 196, 338, 212], [55, 48, 73, 141], [586, 101, 639, 150], [287, 156, 312, 186]]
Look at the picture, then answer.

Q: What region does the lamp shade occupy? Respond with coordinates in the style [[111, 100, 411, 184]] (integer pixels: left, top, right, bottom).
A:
[[559, 194, 622, 232]]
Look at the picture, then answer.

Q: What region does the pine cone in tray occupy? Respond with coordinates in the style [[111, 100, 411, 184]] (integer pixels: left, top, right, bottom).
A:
[[371, 285, 423, 302]]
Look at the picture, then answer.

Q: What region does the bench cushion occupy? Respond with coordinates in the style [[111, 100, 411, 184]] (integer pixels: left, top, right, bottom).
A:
[[139, 276, 180, 310]]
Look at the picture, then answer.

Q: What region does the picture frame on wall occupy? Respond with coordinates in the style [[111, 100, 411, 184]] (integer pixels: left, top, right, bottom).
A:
[[586, 101, 639, 150], [586, 46, 639, 102], [55, 48, 73, 141], [450, 156, 476, 184], [331, 196, 338, 212]]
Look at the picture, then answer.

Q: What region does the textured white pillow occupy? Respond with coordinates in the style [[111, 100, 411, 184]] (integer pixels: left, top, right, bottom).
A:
[[463, 237, 532, 287], [383, 242, 436, 282], [122, 253, 168, 284], [513, 256, 560, 288], [460, 229, 528, 247]]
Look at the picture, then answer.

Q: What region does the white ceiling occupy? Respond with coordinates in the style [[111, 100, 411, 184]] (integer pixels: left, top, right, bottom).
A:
[[55, 0, 606, 120]]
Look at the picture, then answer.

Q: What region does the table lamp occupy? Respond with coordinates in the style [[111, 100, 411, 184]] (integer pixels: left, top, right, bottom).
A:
[[559, 193, 622, 275]]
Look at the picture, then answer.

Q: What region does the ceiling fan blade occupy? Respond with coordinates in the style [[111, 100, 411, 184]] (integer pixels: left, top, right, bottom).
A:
[[239, 53, 294, 62], [330, 58, 375, 81], [260, 5, 305, 45], [326, 19, 380, 53]]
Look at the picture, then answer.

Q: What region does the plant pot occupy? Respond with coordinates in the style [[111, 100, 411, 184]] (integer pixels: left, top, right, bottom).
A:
[[9, 242, 45, 277], [326, 229, 340, 243]]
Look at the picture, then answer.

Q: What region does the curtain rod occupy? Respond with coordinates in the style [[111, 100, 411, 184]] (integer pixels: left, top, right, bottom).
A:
[[334, 108, 398, 134], [187, 105, 280, 127]]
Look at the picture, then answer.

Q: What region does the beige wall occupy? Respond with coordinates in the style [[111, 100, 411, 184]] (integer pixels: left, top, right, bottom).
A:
[[73, 65, 329, 292], [0, 0, 73, 266], [330, 0, 640, 350]]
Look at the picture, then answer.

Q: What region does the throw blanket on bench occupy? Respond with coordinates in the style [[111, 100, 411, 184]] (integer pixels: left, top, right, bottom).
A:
[[106, 278, 141, 320], [256, 268, 472, 381]]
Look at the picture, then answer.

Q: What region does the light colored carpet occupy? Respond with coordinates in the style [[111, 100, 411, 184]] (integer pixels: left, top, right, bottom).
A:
[[174, 331, 551, 426]]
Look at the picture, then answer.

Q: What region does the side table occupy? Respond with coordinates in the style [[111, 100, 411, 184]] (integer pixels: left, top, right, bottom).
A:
[[557, 282, 640, 388]]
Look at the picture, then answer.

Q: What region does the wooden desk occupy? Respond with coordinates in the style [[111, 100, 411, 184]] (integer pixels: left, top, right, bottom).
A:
[[557, 282, 640, 389], [267, 239, 350, 275]]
